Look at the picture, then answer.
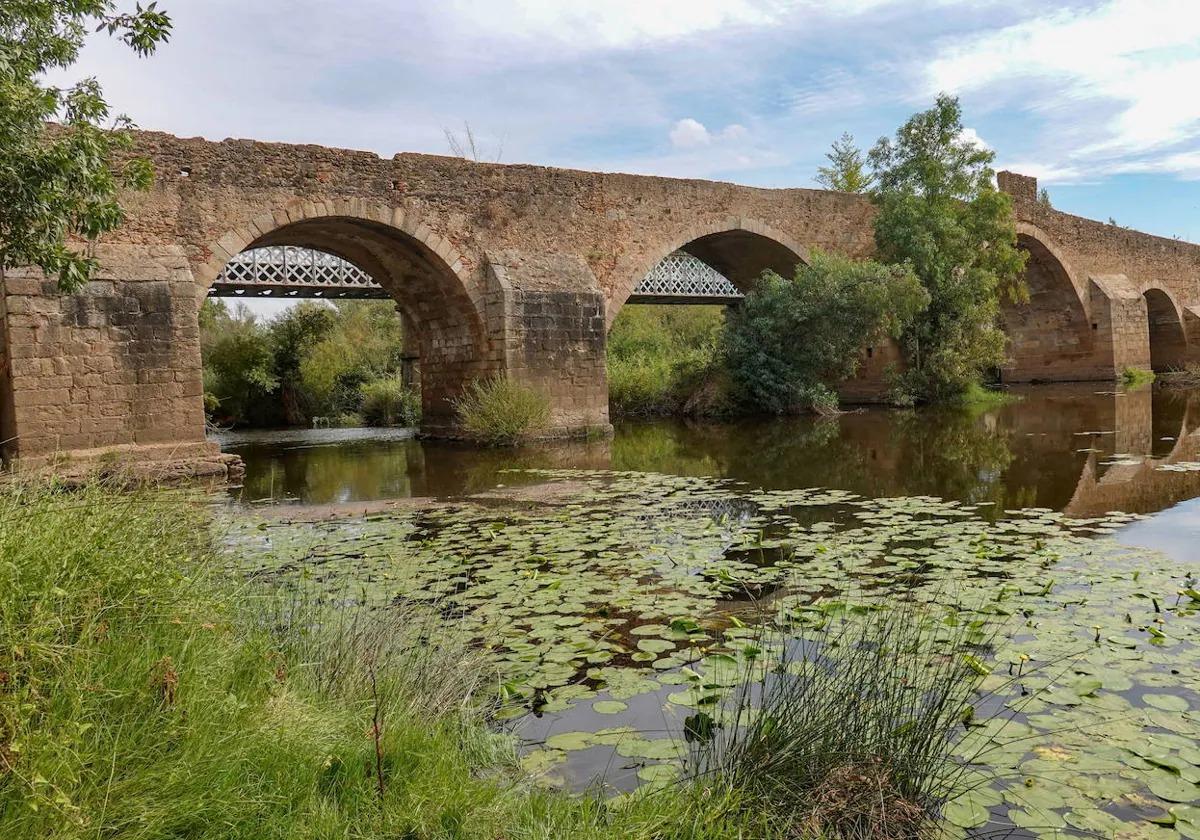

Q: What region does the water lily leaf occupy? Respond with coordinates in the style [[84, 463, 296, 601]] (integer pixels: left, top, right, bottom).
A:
[[944, 794, 990, 829], [1147, 771, 1200, 803], [1145, 694, 1192, 712], [544, 731, 594, 751]]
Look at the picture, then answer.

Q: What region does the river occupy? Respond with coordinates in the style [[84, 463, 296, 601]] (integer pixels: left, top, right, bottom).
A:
[[213, 383, 1200, 834]]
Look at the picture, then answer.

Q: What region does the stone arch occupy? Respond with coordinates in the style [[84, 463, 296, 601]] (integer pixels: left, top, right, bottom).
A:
[[1142, 286, 1188, 371], [1000, 225, 1096, 382], [195, 200, 491, 429], [607, 218, 809, 325]]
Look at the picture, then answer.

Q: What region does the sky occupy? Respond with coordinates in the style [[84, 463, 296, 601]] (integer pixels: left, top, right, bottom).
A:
[[71, 0, 1200, 308]]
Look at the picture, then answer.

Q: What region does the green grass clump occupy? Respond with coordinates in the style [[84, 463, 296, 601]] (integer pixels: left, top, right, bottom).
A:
[[691, 604, 997, 839], [0, 483, 774, 839], [359, 376, 420, 427], [452, 376, 551, 445], [1120, 366, 1156, 388], [949, 382, 1018, 411]]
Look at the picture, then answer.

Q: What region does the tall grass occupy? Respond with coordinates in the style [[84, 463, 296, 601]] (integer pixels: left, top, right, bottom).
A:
[[359, 375, 421, 427], [0, 482, 775, 839], [691, 603, 995, 839], [452, 376, 551, 445]]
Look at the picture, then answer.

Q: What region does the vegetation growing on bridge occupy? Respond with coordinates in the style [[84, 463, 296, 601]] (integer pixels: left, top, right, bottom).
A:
[[611, 95, 1028, 416], [724, 252, 927, 413]]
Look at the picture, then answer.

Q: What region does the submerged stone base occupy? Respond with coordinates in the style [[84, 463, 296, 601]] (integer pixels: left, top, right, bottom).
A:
[[6, 440, 244, 488]]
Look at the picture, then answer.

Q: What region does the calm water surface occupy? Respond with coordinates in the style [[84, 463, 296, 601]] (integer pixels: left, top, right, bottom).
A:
[[215, 384, 1200, 557], [215, 384, 1200, 818]]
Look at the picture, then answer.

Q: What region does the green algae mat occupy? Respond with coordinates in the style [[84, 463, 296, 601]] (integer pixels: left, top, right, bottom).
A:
[[222, 470, 1200, 838]]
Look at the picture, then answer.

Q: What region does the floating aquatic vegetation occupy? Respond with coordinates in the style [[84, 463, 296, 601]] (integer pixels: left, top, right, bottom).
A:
[[221, 469, 1200, 836]]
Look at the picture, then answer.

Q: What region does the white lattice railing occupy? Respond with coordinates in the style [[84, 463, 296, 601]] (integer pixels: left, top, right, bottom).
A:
[[210, 245, 384, 297], [209, 246, 742, 302], [632, 251, 742, 300]]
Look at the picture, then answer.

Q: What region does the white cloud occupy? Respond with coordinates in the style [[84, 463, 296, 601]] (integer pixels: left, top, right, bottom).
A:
[[670, 118, 712, 148], [958, 127, 990, 151], [927, 0, 1200, 168], [669, 119, 751, 151]]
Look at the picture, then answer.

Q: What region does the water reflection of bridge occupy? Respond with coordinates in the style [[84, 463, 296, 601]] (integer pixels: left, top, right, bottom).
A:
[[1060, 387, 1200, 517]]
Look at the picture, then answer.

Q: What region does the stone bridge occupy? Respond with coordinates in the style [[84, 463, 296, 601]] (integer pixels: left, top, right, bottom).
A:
[[2, 132, 1200, 471]]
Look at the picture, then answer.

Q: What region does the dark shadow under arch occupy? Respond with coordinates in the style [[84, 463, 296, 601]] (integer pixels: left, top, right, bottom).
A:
[[1144, 288, 1187, 372], [999, 232, 1094, 382]]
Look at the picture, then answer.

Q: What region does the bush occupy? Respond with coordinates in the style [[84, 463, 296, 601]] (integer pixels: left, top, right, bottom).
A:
[[607, 305, 728, 416], [360, 377, 421, 427], [724, 250, 927, 413], [452, 377, 551, 445], [1120, 366, 1156, 388]]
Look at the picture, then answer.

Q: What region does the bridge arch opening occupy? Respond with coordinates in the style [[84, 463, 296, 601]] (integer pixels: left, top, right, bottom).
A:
[[1144, 288, 1187, 372], [609, 223, 807, 324], [198, 213, 488, 432], [999, 232, 1094, 382], [607, 225, 806, 416]]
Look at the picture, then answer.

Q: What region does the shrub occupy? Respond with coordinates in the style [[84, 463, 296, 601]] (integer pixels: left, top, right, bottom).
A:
[[360, 376, 421, 427], [1120, 366, 1156, 388], [724, 250, 927, 414], [691, 602, 998, 839], [452, 377, 551, 445], [607, 305, 727, 416]]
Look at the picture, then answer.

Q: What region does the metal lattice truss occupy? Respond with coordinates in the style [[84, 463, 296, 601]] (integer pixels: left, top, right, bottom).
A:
[[628, 251, 743, 304], [208, 245, 390, 299], [209, 246, 742, 305]]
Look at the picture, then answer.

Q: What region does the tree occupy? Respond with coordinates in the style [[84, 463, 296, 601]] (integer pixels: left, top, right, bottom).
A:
[[869, 94, 1027, 402], [1037, 187, 1052, 208], [724, 251, 928, 413], [0, 2, 171, 292], [200, 302, 278, 426], [815, 133, 873, 193], [269, 302, 336, 424]]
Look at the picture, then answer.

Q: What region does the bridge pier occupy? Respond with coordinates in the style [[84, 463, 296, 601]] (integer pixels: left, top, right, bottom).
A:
[[0, 247, 236, 477]]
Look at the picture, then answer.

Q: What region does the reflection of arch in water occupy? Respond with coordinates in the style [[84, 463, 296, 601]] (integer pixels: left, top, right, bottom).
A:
[[1063, 389, 1200, 517], [1000, 226, 1097, 382]]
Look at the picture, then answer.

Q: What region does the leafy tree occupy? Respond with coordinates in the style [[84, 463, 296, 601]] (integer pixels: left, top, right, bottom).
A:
[[269, 302, 336, 424], [1037, 187, 1052, 208], [869, 94, 1027, 402], [200, 299, 416, 428], [724, 251, 928, 413], [1, 2, 172, 291], [200, 302, 278, 426], [815, 132, 873, 193], [299, 301, 406, 418]]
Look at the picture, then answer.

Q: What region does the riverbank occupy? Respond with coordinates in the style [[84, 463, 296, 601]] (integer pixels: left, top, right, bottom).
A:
[[0, 484, 773, 838]]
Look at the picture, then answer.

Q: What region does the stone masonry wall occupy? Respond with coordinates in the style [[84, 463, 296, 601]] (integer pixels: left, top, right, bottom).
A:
[[3, 133, 1200, 470]]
